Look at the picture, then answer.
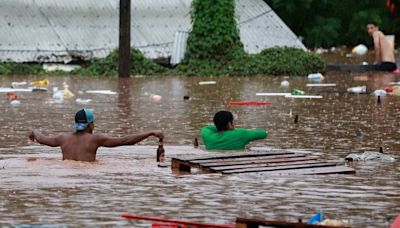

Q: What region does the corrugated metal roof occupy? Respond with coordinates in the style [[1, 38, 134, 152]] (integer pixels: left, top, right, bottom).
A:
[[0, 0, 304, 63]]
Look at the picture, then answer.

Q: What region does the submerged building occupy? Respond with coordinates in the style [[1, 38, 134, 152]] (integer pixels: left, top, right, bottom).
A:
[[0, 0, 305, 64]]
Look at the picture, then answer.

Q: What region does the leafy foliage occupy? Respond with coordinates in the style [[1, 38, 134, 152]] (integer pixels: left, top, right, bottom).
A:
[[184, 0, 245, 62], [265, 0, 400, 47]]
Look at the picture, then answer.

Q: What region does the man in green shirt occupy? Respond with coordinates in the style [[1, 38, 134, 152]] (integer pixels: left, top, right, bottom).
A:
[[201, 111, 268, 150]]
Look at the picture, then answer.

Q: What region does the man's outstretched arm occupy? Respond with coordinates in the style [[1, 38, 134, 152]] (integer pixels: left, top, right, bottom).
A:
[[95, 130, 163, 147], [29, 129, 63, 147]]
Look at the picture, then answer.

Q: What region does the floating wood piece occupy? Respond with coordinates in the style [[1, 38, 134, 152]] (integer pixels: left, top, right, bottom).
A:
[[236, 217, 350, 228], [171, 150, 355, 175]]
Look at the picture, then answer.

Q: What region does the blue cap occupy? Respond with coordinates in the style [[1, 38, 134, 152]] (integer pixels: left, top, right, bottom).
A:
[[73, 109, 95, 130]]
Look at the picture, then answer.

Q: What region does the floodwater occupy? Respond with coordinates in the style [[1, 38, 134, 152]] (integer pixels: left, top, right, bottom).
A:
[[1, 72, 400, 227]]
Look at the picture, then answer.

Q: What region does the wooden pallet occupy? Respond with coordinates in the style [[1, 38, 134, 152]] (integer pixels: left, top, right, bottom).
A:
[[171, 150, 355, 175], [236, 217, 349, 228]]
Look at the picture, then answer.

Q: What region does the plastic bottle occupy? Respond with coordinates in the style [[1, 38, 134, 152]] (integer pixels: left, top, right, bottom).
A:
[[307, 73, 324, 81], [291, 89, 305, 95], [157, 138, 165, 165]]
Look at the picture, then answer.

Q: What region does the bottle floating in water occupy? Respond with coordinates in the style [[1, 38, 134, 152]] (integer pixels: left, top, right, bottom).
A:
[[347, 86, 367, 94], [157, 138, 166, 167], [291, 89, 305, 95]]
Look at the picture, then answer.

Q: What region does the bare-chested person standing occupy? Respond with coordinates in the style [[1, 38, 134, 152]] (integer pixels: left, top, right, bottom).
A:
[[367, 22, 397, 71], [29, 109, 163, 162]]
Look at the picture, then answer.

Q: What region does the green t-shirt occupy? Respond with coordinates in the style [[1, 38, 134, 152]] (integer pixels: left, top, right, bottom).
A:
[[201, 125, 268, 150]]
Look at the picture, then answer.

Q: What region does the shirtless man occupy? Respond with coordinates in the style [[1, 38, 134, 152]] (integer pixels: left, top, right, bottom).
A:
[[29, 109, 163, 162], [367, 22, 397, 71]]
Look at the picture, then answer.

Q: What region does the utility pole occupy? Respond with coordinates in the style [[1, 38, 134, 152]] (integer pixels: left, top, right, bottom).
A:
[[118, 0, 131, 77]]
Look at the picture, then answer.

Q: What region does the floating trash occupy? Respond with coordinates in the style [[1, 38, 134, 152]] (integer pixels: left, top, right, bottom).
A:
[[32, 87, 48, 92], [307, 73, 324, 81], [256, 92, 291, 96], [52, 87, 64, 102], [30, 79, 49, 87], [6, 92, 17, 101], [0, 88, 32, 93], [306, 83, 336, 87], [43, 63, 80, 72], [373, 89, 387, 96], [149, 94, 162, 102], [198, 81, 216, 85], [10, 100, 21, 106], [62, 82, 74, 98], [280, 80, 289, 87], [285, 95, 322, 99], [86, 90, 117, 95], [76, 98, 92, 104], [352, 44, 368, 55], [291, 89, 305, 95], [11, 81, 27, 87], [345, 151, 395, 161], [347, 86, 367, 94]]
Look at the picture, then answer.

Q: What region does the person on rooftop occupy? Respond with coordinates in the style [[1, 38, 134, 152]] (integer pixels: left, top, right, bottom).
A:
[[29, 109, 163, 162], [201, 111, 267, 150], [367, 22, 397, 71]]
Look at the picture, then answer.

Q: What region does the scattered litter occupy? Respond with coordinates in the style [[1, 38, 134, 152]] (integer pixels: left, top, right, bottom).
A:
[[291, 89, 305, 95], [43, 63, 80, 72], [361, 61, 369, 65], [307, 72, 324, 81], [227, 101, 272, 106], [30, 79, 49, 87], [285, 95, 322, 99], [11, 81, 27, 87], [256, 93, 291, 96], [373, 89, 387, 96], [198, 81, 216, 85], [52, 87, 64, 102], [10, 100, 21, 106], [32, 87, 48, 92], [345, 151, 395, 161], [347, 86, 367, 94], [76, 98, 92, 104], [308, 212, 324, 225], [149, 94, 162, 102], [86, 90, 117, 95], [62, 82, 74, 98], [390, 82, 400, 85], [6, 92, 17, 101], [306, 83, 336, 87], [352, 44, 368, 55], [280, 80, 289, 87], [0, 88, 32, 93], [385, 85, 397, 92]]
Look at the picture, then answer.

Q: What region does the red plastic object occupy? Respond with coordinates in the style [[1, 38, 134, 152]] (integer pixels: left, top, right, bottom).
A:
[[227, 101, 272, 106], [385, 85, 395, 92], [391, 214, 400, 228], [121, 214, 235, 228], [6, 92, 17, 101]]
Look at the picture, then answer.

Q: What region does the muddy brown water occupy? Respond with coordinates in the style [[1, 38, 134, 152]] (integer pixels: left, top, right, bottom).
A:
[[0, 73, 400, 227]]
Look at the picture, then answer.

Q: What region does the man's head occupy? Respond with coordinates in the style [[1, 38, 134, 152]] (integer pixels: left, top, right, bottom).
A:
[[74, 109, 95, 133], [213, 111, 234, 131], [367, 22, 379, 35]]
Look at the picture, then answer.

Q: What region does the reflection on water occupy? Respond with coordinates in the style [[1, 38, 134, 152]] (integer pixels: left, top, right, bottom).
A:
[[1, 73, 400, 227]]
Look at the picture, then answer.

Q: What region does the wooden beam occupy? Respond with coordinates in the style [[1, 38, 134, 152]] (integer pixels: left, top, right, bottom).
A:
[[118, 0, 131, 77]]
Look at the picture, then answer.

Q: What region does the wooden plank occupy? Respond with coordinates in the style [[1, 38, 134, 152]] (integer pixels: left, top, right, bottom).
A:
[[236, 217, 349, 228], [193, 153, 307, 164], [177, 151, 295, 163], [200, 156, 319, 168], [208, 159, 325, 172], [221, 162, 338, 174], [225, 166, 355, 175]]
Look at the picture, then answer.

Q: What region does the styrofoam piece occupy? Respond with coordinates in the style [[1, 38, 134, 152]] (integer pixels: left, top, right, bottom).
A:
[[306, 83, 336, 87], [285, 95, 323, 99], [256, 93, 291, 96], [86, 90, 117, 95], [0, 88, 32, 93]]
